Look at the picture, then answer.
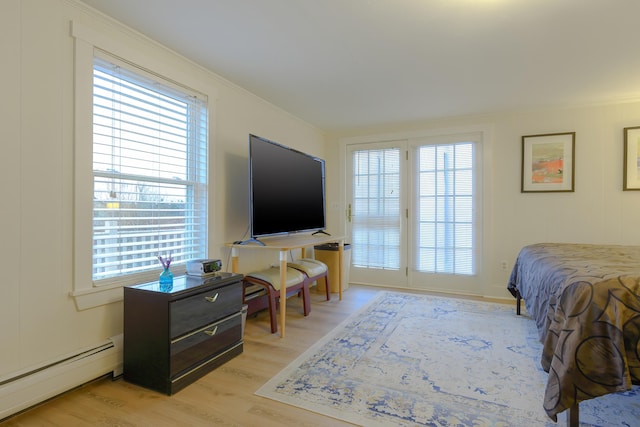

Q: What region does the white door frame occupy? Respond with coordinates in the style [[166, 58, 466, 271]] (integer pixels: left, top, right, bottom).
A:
[[339, 124, 493, 296], [345, 140, 408, 288]]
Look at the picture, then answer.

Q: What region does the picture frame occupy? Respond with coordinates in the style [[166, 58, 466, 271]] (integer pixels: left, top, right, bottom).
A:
[[623, 126, 640, 190], [521, 132, 575, 193]]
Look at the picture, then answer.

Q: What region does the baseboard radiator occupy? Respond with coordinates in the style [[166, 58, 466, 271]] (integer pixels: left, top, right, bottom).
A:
[[0, 334, 123, 421]]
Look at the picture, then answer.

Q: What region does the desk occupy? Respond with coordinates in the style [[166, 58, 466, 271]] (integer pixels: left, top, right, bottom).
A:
[[228, 234, 345, 337]]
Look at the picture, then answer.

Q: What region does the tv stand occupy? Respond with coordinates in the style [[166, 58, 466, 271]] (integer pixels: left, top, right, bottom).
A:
[[312, 230, 330, 236], [228, 233, 345, 338]]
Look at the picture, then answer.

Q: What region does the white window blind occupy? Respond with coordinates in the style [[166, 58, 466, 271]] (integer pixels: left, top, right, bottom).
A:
[[351, 148, 401, 270], [416, 142, 475, 275], [92, 52, 208, 286]]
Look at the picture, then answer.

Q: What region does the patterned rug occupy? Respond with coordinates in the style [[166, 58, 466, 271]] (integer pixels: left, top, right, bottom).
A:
[[256, 291, 640, 426]]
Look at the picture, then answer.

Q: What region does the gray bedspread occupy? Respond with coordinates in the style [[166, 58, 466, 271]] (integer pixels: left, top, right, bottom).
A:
[[507, 243, 640, 420]]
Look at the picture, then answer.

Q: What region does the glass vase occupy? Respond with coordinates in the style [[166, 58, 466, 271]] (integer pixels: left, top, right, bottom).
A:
[[159, 267, 174, 289]]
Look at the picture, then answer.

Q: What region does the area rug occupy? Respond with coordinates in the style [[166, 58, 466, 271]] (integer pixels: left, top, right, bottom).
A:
[[256, 291, 640, 426]]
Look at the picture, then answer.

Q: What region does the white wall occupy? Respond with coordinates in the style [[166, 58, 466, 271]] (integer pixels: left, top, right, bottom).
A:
[[4, 0, 640, 408], [0, 0, 325, 384], [324, 101, 640, 298]]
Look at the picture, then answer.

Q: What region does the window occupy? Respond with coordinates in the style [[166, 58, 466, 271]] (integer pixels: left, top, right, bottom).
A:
[[91, 52, 208, 287]]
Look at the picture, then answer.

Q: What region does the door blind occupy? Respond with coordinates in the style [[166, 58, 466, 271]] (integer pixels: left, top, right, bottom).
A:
[[416, 142, 475, 275], [351, 148, 401, 270]]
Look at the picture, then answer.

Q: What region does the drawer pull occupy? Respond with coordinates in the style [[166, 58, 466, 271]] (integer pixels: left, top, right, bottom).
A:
[[204, 293, 219, 303], [204, 326, 218, 336]]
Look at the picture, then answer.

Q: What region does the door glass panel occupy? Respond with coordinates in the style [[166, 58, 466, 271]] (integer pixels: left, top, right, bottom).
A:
[[416, 142, 475, 275], [351, 148, 401, 270]]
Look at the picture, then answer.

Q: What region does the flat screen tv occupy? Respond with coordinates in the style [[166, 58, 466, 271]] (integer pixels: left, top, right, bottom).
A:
[[248, 134, 326, 241]]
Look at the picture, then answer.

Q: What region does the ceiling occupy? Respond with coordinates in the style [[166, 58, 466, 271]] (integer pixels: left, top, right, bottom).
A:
[[79, 0, 640, 131]]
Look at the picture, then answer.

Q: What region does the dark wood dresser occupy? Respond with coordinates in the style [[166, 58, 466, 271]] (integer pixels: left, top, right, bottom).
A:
[[123, 272, 244, 394]]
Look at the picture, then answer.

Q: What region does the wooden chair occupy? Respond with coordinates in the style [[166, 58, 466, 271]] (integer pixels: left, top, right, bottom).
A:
[[287, 258, 330, 301], [242, 267, 308, 334]]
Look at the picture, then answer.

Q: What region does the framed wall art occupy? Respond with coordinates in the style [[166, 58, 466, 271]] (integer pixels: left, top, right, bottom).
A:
[[521, 132, 575, 193], [623, 126, 640, 190]]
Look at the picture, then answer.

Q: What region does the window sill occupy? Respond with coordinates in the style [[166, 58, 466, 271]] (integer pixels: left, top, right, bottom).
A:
[[70, 284, 123, 311]]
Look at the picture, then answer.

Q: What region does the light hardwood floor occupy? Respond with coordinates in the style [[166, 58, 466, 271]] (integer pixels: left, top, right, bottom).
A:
[[2, 285, 384, 426], [3, 285, 512, 426]]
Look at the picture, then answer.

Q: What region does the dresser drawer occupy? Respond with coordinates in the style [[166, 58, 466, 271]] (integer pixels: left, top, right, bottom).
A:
[[170, 311, 242, 377], [170, 282, 242, 338], [124, 273, 243, 394]]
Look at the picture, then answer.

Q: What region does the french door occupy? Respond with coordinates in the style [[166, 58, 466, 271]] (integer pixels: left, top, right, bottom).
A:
[[346, 132, 484, 294], [347, 140, 408, 287]]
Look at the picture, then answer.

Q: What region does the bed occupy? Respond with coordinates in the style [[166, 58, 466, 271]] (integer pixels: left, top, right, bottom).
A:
[[507, 243, 640, 424]]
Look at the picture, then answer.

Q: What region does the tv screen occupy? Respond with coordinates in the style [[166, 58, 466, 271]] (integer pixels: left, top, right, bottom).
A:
[[249, 134, 326, 239]]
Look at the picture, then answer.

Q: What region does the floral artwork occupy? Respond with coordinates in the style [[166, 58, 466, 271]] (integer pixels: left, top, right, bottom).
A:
[[522, 132, 575, 192], [531, 142, 564, 184]]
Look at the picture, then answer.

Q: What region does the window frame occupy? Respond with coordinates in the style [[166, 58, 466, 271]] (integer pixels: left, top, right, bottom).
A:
[[71, 21, 215, 310], [91, 52, 208, 287]]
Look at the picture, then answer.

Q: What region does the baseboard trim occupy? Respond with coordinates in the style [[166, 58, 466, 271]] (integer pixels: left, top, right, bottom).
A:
[[0, 334, 123, 421]]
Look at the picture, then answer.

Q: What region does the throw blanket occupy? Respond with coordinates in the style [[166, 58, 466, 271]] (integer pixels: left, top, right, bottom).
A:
[[508, 243, 640, 420]]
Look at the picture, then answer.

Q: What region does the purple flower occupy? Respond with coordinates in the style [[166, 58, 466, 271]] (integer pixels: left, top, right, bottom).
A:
[[158, 254, 173, 269]]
